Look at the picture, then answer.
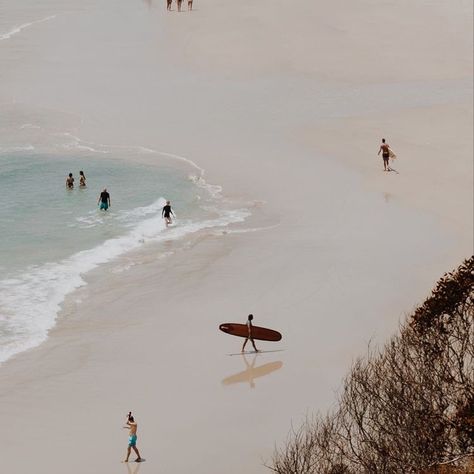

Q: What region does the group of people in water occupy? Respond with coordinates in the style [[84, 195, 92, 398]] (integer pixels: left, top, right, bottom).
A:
[[167, 0, 193, 11], [66, 170, 86, 188], [65, 171, 175, 225]]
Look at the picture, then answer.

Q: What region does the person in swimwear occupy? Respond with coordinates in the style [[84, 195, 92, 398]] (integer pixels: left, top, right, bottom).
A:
[[79, 170, 86, 187], [177, 0, 183, 11], [188, 0, 193, 10], [162, 200, 175, 226], [123, 412, 143, 463], [98, 188, 111, 211], [241, 314, 259, 353], [378, 138, 391, 171], [66, 173, 74, 189]]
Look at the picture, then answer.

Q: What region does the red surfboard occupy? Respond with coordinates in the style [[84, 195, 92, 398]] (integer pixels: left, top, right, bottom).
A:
[[219, 323, 282, 342]]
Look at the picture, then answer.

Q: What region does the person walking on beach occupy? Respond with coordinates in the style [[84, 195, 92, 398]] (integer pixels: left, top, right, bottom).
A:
[[79, 170, 86, 187], [123, 412, 143, 463], [162, 200, 175, 226], [177, 0, 183, 11], [378, 138, 391, 172], [66, 172, 74, 189], [188, 0, 193, 10], [98, 188, 111, 211], [242, 314, 259, 353]]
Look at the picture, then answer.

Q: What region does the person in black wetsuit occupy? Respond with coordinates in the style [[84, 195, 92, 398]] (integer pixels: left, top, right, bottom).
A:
[[162, 200, 175, 226], [241, 314, 259, 353]]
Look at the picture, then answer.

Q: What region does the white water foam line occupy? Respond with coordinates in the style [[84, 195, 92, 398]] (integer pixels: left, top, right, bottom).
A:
[[0, 15, 56, 41]]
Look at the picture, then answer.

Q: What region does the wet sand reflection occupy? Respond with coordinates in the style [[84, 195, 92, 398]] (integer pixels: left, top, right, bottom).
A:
[[222, 353, 283, 389]]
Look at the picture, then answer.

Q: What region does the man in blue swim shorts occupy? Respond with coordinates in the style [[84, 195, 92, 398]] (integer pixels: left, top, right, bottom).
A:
[[98, 188, 111, 211], [123, 412, 143, 463]]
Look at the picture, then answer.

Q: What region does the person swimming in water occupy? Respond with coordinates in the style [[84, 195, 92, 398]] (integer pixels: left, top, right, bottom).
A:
[[66, 173, 74, 189], [162, 200, 175, 226], [123, 412, 143, 463], [378, 138, 391, 172], [98, 188, 111, 211], [241, 314, 259, 353], [79, 170, 86, 187]]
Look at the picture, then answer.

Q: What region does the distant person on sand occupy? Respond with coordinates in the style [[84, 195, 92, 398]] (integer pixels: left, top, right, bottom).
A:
[[177, 0, 183, 12], [167, 0, 172, 10], [66, 172, 74, 189], [242, 314, 259, 353], [162, 200, 175, 226], [79, 170, 86, 187], [98, 188, 111, 211], [123, 412, 143, 463], [378, 138, 391, 172], [188, 0, 193, 10]]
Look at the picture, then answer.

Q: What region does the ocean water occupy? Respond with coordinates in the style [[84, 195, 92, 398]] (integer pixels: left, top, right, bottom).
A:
[[0, 150, 249, 363]]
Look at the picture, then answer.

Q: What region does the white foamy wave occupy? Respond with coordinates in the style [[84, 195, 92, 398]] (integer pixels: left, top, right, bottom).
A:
[[0, 206, 250, 363], [0, 15, 56, 41], [116, 197, 167, 223], [0, 145, 35, 154]]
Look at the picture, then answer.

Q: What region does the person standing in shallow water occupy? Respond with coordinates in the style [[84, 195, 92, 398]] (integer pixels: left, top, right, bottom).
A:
[[176, 0, 182, 11], [79, 170, 86, 187], [162, 200, 175, 226], [123, 412, 143, 463], [167, 0, 172, 10], [378, 138, 391, 172], [98, 188, 111, 211], [66, 172, 74, 189], [188, 0, 193, 10], [242, 314, 259, 353]]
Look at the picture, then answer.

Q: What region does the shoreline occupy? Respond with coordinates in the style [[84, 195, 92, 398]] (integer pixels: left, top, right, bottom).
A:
[[0, 0, 472, 473]]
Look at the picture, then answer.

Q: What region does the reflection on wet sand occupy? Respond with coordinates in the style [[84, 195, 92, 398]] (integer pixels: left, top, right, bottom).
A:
[[222, 353, 283, 389], [125, 460, 142, 474]]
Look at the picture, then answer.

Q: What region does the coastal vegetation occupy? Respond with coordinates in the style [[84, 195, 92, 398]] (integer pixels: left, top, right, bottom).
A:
[[270, 257, 474, 473]]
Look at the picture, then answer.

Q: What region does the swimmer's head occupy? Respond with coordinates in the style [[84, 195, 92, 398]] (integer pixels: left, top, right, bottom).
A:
[[166, 200, 170, 205], [80, 170, 84, 176], [382, 138, 386, 143], [69, 173, 73, 178], [248, 314, 254, 321]]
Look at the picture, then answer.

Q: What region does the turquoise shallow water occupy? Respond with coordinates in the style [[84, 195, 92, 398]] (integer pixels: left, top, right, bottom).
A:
[[0, 153, 199, 273], [0, 151, 249, 363]]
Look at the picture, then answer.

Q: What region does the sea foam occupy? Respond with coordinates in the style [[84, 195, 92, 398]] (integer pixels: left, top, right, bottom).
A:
[[0, 198, 249, 363]]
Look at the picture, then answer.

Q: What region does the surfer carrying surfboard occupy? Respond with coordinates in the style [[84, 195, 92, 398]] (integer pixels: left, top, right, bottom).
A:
[[242, 314, 259, 353], [378, 138, 391, 171], [123, 412, 143, 463]]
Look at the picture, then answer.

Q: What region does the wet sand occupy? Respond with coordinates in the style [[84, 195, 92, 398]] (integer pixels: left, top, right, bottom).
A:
[[0, 1, 472, 473]]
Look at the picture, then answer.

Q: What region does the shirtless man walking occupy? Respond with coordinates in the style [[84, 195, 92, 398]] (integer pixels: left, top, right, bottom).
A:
[[123, 412, 143, 463], [378, 138, 391, 171]]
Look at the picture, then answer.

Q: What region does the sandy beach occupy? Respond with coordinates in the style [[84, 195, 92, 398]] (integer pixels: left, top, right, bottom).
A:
[[0, 1, 472, 473]]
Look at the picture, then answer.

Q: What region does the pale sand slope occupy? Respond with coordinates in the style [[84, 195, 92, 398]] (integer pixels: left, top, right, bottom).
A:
[[0, 1, 472, 473]]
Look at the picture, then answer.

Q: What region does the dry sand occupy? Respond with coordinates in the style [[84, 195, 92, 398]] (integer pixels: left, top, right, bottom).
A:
[[0, 1, 472, 473]]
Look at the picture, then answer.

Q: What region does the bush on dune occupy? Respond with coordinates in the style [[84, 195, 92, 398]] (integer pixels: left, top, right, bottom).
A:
[[269, 257, 474, 474]]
